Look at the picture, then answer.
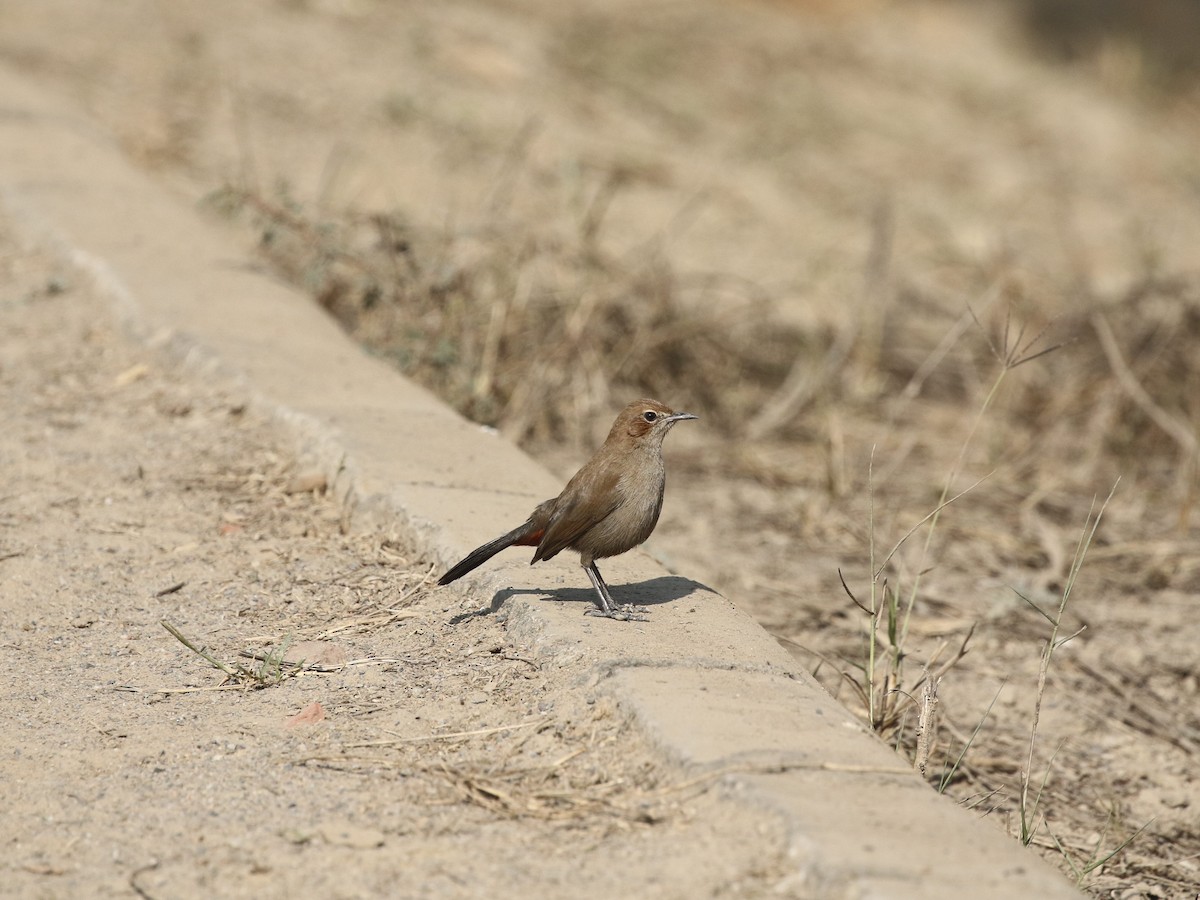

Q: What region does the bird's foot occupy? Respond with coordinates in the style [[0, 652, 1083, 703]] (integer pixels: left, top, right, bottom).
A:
[[584, 604, 648, 622]]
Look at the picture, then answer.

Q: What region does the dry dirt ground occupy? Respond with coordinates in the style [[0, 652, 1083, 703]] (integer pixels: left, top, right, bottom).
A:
[[0, 229, 785, 897], [3, 1, 1200, 897]]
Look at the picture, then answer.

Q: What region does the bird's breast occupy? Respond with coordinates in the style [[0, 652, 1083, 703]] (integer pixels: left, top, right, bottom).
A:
[[576, 452, 666, 559]]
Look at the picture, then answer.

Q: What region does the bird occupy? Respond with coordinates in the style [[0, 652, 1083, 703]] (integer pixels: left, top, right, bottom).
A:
[[438, 399, 697, 620]]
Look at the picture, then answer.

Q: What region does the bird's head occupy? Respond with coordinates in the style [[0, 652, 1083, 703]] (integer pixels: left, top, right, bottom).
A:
[[608, 399, 698, 446]]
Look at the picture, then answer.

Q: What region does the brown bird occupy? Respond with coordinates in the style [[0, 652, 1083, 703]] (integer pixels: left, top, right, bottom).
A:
[[439, 399, 697, 620]]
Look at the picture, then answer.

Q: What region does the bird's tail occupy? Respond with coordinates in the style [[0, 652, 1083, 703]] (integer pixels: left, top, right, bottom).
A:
[[437, 522, 540, 585]]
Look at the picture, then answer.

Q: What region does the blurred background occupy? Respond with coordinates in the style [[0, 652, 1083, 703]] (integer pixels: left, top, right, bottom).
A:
[[3, 1, 1198, 894]]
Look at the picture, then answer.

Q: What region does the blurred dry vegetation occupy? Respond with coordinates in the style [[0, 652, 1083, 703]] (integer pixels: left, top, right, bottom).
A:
[[213, 1, 1200, 509], [5, 0, 1200, 894], [1017, 0, 1200, 91]]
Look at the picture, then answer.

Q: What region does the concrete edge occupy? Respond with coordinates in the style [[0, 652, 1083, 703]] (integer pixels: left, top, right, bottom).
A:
[[0, 67, 1080, 899]]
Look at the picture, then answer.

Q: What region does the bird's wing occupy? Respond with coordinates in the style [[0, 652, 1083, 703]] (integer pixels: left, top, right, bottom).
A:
[[531, 468, 623, 563]]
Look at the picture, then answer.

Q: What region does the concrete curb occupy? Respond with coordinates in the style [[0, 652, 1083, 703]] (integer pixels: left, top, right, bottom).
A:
[[0, 67, 1080, 899]]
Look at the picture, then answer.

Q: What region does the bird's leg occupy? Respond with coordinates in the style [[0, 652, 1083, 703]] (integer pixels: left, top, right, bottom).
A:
[[583, 562, 615, 613], [583, 561, 647, 621]]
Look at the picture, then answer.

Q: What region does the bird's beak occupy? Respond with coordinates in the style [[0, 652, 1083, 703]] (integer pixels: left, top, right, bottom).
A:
[[666, 412, 698, 423]]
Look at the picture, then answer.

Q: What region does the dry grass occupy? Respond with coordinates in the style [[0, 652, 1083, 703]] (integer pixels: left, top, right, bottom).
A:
[[209, 183, 816, 448], [299, 708, 694, 827], [213, 179, 1200, 503]]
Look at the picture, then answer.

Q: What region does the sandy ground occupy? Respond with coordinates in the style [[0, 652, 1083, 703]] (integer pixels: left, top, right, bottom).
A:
[[3, 1, 1200, 896], [0, 230, 783, 898]]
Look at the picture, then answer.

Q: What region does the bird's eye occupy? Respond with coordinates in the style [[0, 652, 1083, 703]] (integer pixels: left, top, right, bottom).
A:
[[643, 410, 658, 422]]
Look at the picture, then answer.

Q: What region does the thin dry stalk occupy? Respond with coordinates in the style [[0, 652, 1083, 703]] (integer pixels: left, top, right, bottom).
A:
[[161, 620, 297, 688], [1092, 311, 1198, 527], [1016, 480, 1119, 846], [937, 679, 1005, 795], [898, 281, 1001, 403], [914, 676, 939, 778], [897, 312, 1062, 651], [1091, 312, 1197, 457], [345, 719, 547, 748], [161, 620, 240, 679]]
